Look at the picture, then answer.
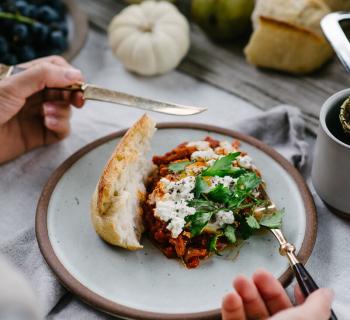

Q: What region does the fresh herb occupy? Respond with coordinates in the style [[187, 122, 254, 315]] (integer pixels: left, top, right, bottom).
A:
[[187, 199, 218, 212], [236, 216, 254, 239], [194, 176, 210, 198], [168, 161, 192, 173], [227, 172, 261, 210], [202, 152, 244, 177], [208, 233, 222, 252], [224, 225, 236, 244], [186, 211, 215, 236], [235, 172, 262, 194], [246, 215, 260, 229], [259, 210, 283, 229], [207, 184, 231, 204]]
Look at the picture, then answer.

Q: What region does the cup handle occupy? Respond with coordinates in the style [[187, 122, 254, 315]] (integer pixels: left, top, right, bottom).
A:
[[321, 12, 350, 73]]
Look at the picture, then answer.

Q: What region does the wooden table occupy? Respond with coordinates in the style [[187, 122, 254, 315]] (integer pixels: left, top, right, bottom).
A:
[[81, 0, 350, 134]]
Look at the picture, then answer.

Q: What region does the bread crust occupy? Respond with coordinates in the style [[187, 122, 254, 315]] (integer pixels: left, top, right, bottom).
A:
[[245, 16, 333, 74], [246, 0, 333, 74], [91, 114, 156, 250]]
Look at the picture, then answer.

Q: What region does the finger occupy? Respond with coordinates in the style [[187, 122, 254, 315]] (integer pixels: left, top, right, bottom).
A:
[[253, 269, 292, 314], [233, 275, 269, 319], [294, 284, 305, 305], [44, 89, 72, 102], [44, 115, 70, 140], [221, 292, 246, 320], [298, 289, 333, 319], [17, 55, 71, 68], [43, 102, 71, 119], [43, 90, 84, 108], [270, 289, 333, 320], [71, 91, 85, 108], [8, 62, 83, 99]]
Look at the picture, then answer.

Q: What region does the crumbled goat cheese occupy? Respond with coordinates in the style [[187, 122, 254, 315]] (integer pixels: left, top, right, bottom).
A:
[[210, 176, 236, 190], [191, 148, 219, 161], [160, 176, 195, 201], [187, 164, 206, 175], [166, 217, 186, 238], [219, 141, 235, 153], [238, 155, 253, 169], [215, 210, 235, 227], [186, 141, 210, 150], [155, 176, 196, 238]]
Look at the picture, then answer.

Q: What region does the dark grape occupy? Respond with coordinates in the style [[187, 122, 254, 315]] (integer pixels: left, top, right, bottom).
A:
[[0, 0, 69, 62], [15, 1, 30, 16], [26, 4, 37, 18], [32, 22, 49, 42], [2, 53, 18, 65], [36, 5, 59, 23], [13, 24, 29, 43], [18, 45, 36, 62], [0, 36, 9, 55], [49, 30, 67, 50]]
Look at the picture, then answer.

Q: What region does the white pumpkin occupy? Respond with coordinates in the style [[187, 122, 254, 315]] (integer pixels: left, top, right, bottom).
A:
[[108, 1, 190, 76]]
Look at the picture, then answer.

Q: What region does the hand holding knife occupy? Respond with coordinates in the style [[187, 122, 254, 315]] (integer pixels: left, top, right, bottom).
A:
[[0, 63, 207, 116]]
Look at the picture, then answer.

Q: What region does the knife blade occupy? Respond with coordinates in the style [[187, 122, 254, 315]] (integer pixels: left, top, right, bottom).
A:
[[79, 83, 206, 116], [0, 63, 207, 116]]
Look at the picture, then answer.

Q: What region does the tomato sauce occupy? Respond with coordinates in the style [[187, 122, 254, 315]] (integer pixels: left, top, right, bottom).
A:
[[143, 137, 239, 268]]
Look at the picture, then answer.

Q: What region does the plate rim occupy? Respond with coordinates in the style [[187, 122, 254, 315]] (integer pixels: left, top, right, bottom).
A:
[[36, 122, 317, 320]]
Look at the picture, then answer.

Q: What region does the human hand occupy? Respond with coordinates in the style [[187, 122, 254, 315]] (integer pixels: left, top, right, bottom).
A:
[[0, 56, 84, 164], [222, 269, 333, 320]]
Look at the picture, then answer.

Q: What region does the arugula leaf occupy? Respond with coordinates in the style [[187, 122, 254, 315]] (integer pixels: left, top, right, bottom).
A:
[[246, 215, 260, 229], [208, 233, 222, 252], [202, 152, 242, 177], [238, 221, 254, 239], [187, 211, 215, 236], [168, 161, 192, 173], [224, 225, 236, 244], [207, 184, 232, 204], [227, 196, 245, 211], [235, 172, 261, 194], [194, 176, 210, 198], [187, 199, 218, 212], [259, 210, 283, 229]]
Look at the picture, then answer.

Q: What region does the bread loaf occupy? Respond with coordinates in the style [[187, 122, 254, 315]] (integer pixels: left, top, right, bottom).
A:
[[245, 0, 333, 74], [322, 0, 350, 11], [91, 114, 156, 250]]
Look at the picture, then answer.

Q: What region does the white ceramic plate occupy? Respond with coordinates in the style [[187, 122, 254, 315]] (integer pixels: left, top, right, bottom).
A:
[[36, 123, 316, 320]]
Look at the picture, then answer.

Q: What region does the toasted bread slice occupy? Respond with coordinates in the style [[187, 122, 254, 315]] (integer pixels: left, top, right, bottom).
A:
[[91, 114, 156, 250]]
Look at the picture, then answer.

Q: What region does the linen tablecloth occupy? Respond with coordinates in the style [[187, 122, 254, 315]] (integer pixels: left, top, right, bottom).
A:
[[0, 30, 349, 319]]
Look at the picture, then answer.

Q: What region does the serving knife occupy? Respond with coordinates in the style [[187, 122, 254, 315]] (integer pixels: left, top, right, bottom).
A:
[[0, 64, 207, 116], [255, 189, 337, 320]]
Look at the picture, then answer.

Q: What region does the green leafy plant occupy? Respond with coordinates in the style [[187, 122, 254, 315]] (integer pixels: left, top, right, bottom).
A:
[[202, 152, 242, 177], [259, 210, 283, 229]]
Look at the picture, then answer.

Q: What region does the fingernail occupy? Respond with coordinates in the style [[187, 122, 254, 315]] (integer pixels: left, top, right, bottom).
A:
[[45, 116, 58, 127], [64, 68, 82, 81], [44, 103, 56, 115]]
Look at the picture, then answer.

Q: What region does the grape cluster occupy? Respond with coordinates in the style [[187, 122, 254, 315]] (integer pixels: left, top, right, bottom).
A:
[[0, 0, 68, 65]]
